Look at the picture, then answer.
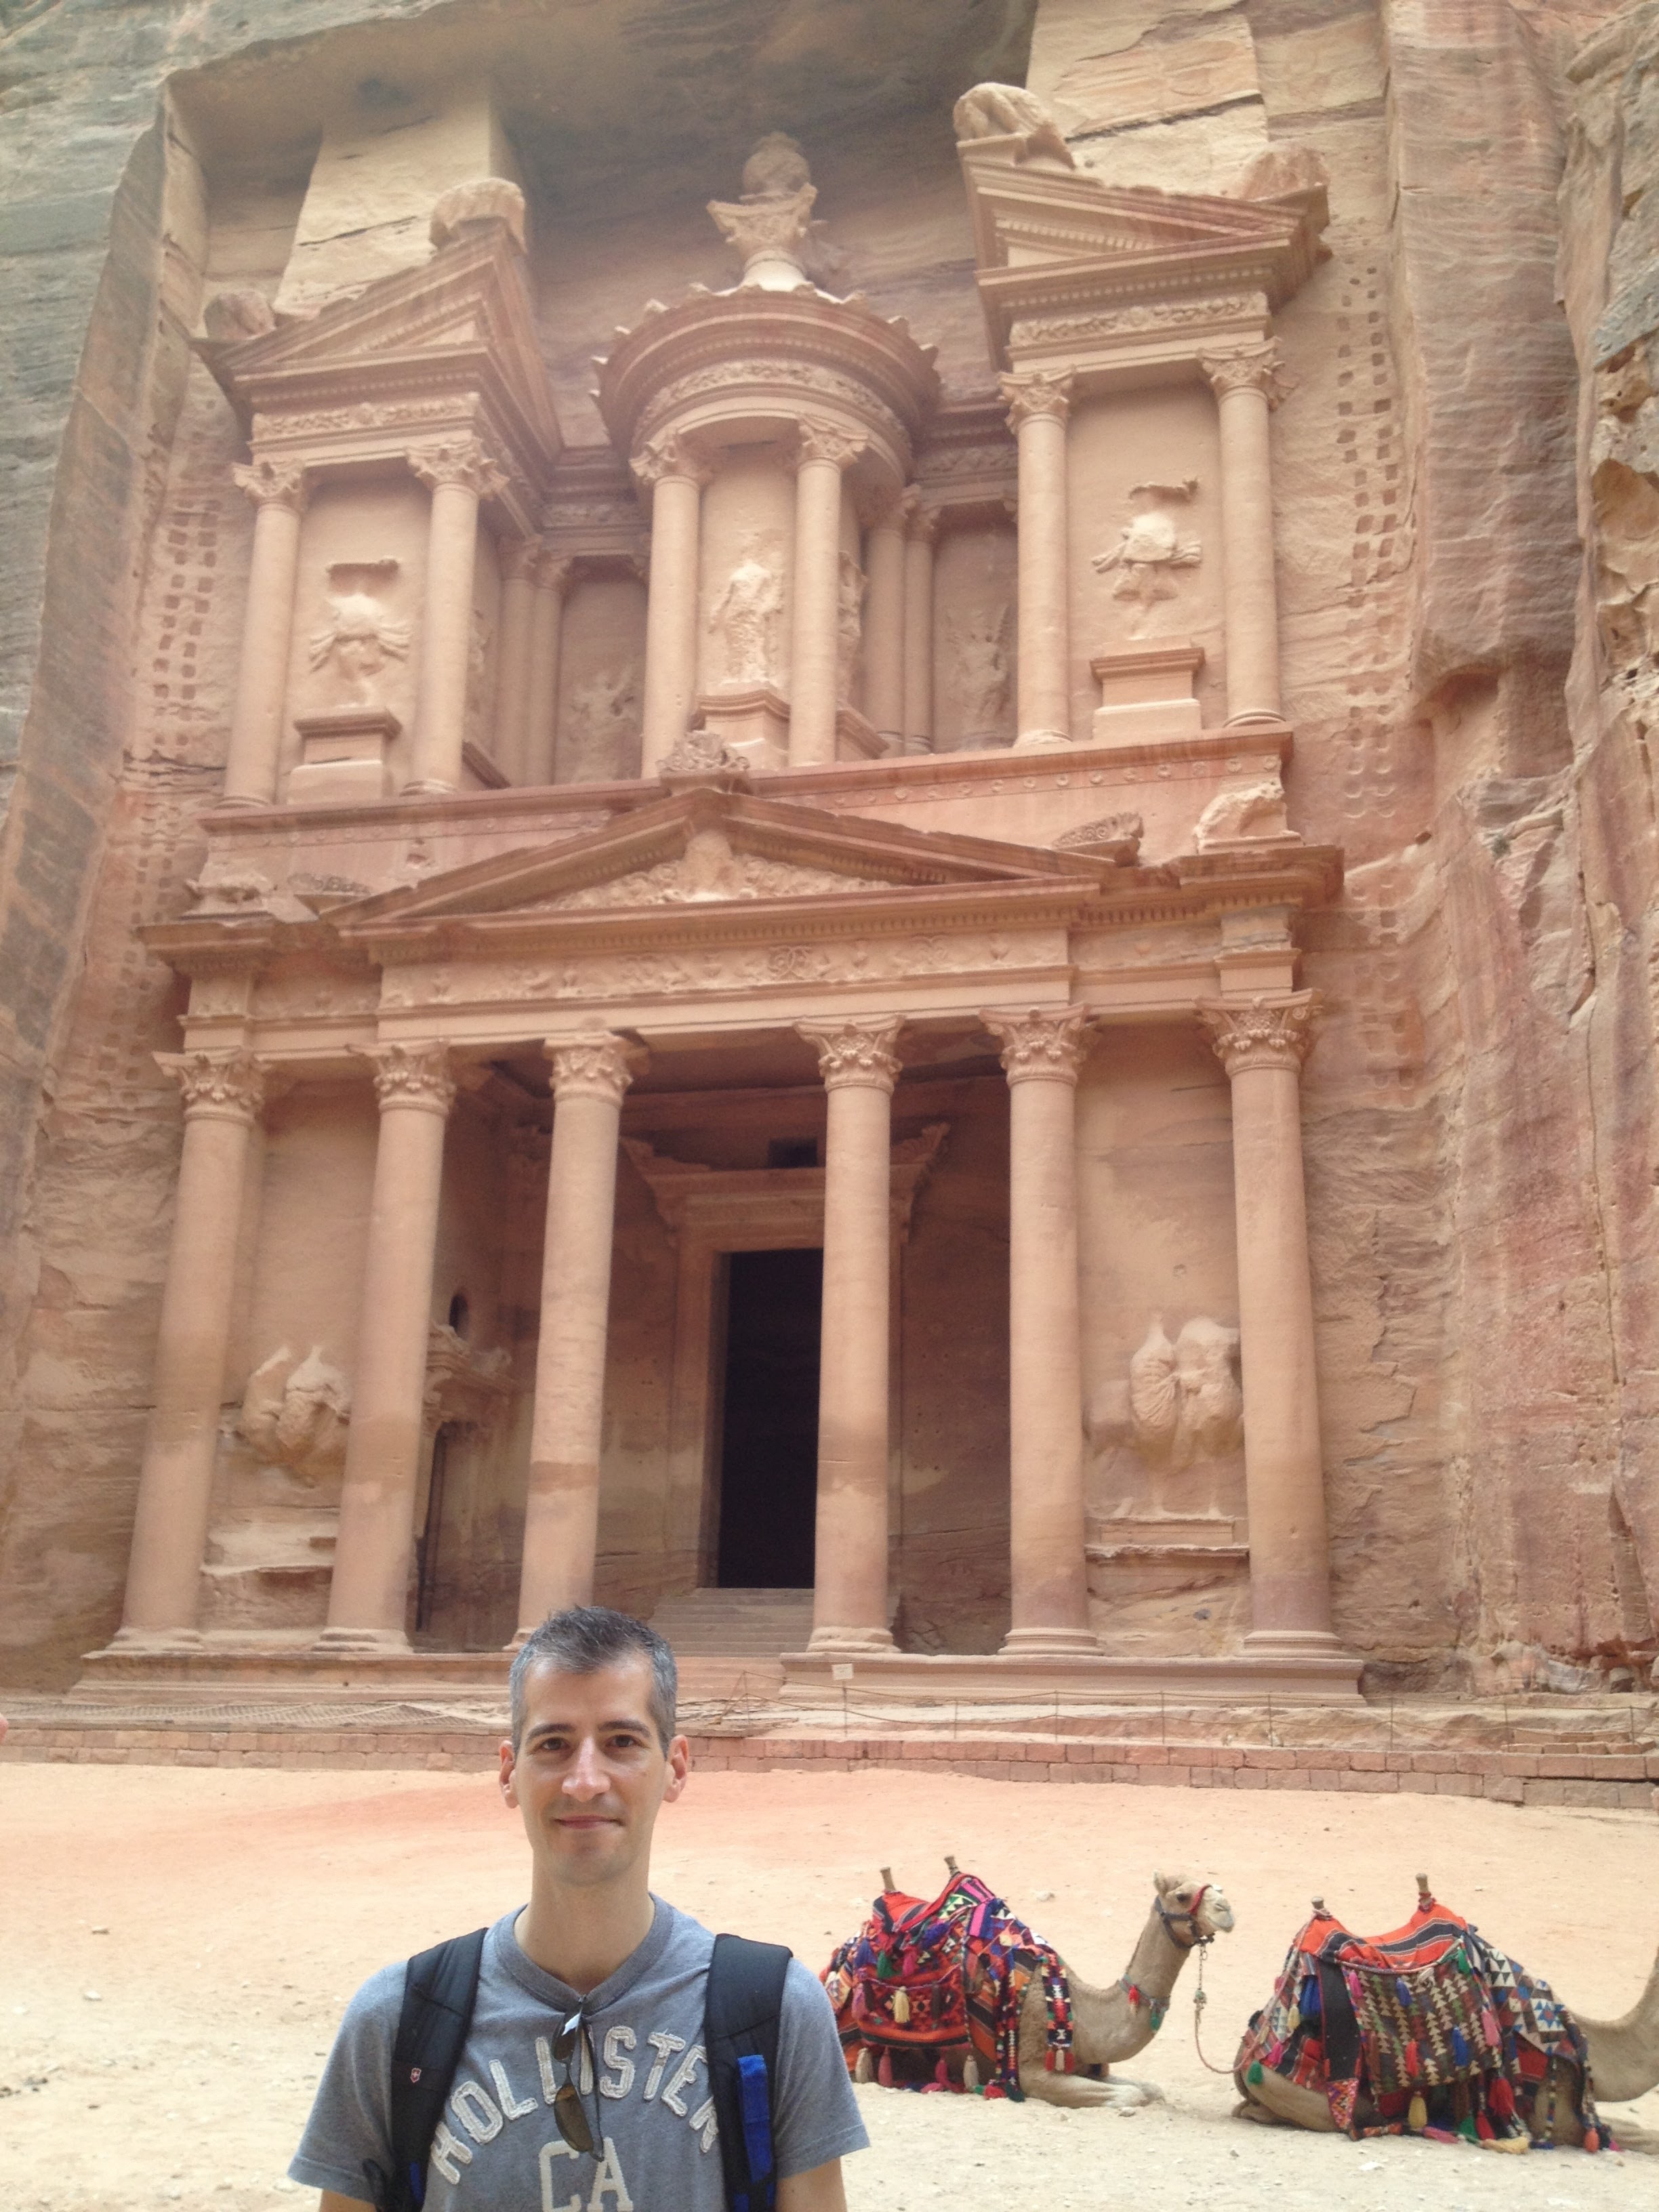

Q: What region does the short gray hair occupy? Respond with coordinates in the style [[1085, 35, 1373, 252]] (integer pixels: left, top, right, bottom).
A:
[[508, 1605, 678, 1752]]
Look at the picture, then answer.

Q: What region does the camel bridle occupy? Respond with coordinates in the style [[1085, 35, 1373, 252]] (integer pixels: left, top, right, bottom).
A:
[[1156, 1883, 1214, 1950]]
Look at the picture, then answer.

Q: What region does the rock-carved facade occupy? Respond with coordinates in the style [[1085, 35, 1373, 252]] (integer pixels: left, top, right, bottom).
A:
[[3, 0, 1656, 1706]]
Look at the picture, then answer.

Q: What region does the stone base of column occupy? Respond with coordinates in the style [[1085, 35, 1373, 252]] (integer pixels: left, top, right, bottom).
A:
[[808, 1625, 896, 1655], [96, 1626, 206, 1654], [1223, 709, 1286, 728], [1243, 1628, 1353, 1660], [1011, 726, 1072, 753], [400, 778, 459, 798], [999, 1624, 1101, 1656], [310, 1626, 413, 1656]]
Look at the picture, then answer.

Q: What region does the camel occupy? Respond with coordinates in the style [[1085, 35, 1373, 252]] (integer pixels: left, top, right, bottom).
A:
[[1235, 1880, 1659, 2146], [850, 1870, 1235, 2109]]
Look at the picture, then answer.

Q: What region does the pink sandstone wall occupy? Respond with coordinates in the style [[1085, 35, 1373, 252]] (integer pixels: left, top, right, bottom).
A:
[[3, 0, 1658, 1692]]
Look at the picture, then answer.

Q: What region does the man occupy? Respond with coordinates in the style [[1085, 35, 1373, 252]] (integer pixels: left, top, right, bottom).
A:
[[291, 1606, 867, 2209]]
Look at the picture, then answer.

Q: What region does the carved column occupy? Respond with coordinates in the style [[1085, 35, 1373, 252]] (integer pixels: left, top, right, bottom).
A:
[[1001, 371, 1074, 752], [861, 490, 907, 753], [791, 420, 864, 768], [636, 434, 712, 778], [1200, 344, 1287, 724], [491, 537, 541, 783], [114, 1050, 266, 1643], [525, 553, 575, 786], [1200, 993, 1336, 1648], [514, 1029, 645, 1638], [319, 1044, 455, 1650], [900, 489, 937, 756], [408, 437, 506, 794], [798, 1017, 904, 1651], [982, 1006, 1098, 1653], [223, 459, 308, 806]]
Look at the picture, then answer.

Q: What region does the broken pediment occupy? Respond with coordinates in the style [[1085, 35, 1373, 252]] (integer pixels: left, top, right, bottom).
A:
[[327, 787, 1112, 951], [956, 96, 1328, 371], [197, 217, 561, 524]]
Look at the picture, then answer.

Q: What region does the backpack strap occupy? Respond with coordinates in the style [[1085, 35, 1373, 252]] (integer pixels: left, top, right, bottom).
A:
[[367, 1927, 487, 2212], [705, 1933, 793, 2212]]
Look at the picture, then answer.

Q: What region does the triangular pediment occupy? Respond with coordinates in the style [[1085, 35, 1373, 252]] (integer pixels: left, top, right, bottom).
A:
[[200, 225, 562, 468], [959, 138, 1326, 365], [332, 788, 1107, 946]]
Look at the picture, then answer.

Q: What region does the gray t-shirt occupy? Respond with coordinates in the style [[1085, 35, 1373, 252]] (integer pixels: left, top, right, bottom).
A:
[[291, 1900, 867, 2208]]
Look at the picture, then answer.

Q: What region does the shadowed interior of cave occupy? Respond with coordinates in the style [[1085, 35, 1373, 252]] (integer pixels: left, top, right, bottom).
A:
[[717, 1247, 823, 1589]]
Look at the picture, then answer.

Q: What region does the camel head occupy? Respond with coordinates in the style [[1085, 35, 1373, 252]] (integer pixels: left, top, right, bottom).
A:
[[1152, 1870, 1235, 1942]]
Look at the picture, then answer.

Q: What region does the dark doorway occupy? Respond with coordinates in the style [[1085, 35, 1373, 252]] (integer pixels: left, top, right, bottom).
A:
[[716, 1247, 822, 1587]]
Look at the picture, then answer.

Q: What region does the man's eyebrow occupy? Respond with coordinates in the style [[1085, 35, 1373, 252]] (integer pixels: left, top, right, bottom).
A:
[[525, 1714, 654, 1740]]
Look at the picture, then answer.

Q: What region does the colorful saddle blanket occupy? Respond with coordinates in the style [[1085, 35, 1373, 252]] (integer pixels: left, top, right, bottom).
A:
[[821, 1871, 1074, 2096], [1235, 1896, 1611, 2148]]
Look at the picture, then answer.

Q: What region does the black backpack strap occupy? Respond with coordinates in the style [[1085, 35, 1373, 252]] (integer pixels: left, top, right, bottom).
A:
[[705, 1933, 793, 2212], [366, 1927, 487, 2212]]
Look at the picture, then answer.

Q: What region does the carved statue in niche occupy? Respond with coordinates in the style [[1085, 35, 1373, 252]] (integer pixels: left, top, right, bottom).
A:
[[239, 1345, 352, 1477], [711, 541, 785, 687], [837, 551, 865, 698], [1128, 1315, 1244, 1468], [563, 662, 640, 781], [308, 560, 411, 707], [1092, 480, 1201, 636], [465, 606, 493, 753], [944, 603, 1012, 741]]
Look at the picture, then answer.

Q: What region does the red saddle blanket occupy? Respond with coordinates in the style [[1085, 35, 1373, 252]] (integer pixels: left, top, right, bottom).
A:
[[821, 1871, 1074, 2095], [1235, 1893, 1610, 2148]]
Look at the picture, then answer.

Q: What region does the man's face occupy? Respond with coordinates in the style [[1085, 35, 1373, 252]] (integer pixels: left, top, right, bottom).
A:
[[499, 1656, 689, 1889]]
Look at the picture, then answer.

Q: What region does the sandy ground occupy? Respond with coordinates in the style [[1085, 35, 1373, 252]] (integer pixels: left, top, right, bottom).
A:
[[1, 1761, 1655, 2211]]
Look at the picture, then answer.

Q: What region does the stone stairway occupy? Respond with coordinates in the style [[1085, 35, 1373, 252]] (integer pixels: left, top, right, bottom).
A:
[[649, 1587, 814, 1659]]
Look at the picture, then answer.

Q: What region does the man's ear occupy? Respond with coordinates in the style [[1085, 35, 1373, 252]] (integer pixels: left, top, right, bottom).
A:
[[500, 1737, 520, 1809], [663, 1733, 691, 1803]]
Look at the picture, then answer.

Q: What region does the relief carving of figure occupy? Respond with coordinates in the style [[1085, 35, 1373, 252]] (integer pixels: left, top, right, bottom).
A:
[[465, 606, 493, 753], [837, 551, 865, 699], [1128, 1314, 1244, 1469], [239, 1345, 352, 1476], [945, 603, 1012, 738], [1092, 481, 1201, 636], [307, 562, 411, 708], [711, 545, 785, 687], [563, 662, 640, 781], [1193, 776, 1292, 848]]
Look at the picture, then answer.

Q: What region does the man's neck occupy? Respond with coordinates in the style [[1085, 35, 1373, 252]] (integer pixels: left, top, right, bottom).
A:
[[515, 1875, 657, 1996]]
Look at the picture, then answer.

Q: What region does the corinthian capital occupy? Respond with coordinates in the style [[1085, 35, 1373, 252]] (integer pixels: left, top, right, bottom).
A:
[[233, 455, 308, 514], [632, 431, 715, 492], [899, 485, 941, 545], [798, 1015, 905, 1092], [794, 419, 867, 472], [981, 1006, 1095, 1084], [157, 1048, 266, 1123], [546, 1029, 647, 1105], [535, 550, 578, 597], [999, 369, 1074, 431], [1199, 343, 1290, 408], [409, 436, 509, 501], [1198, 991, 1320, 1077], [499, 535, 543, 585], [355, 1042, 457, 1116]]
